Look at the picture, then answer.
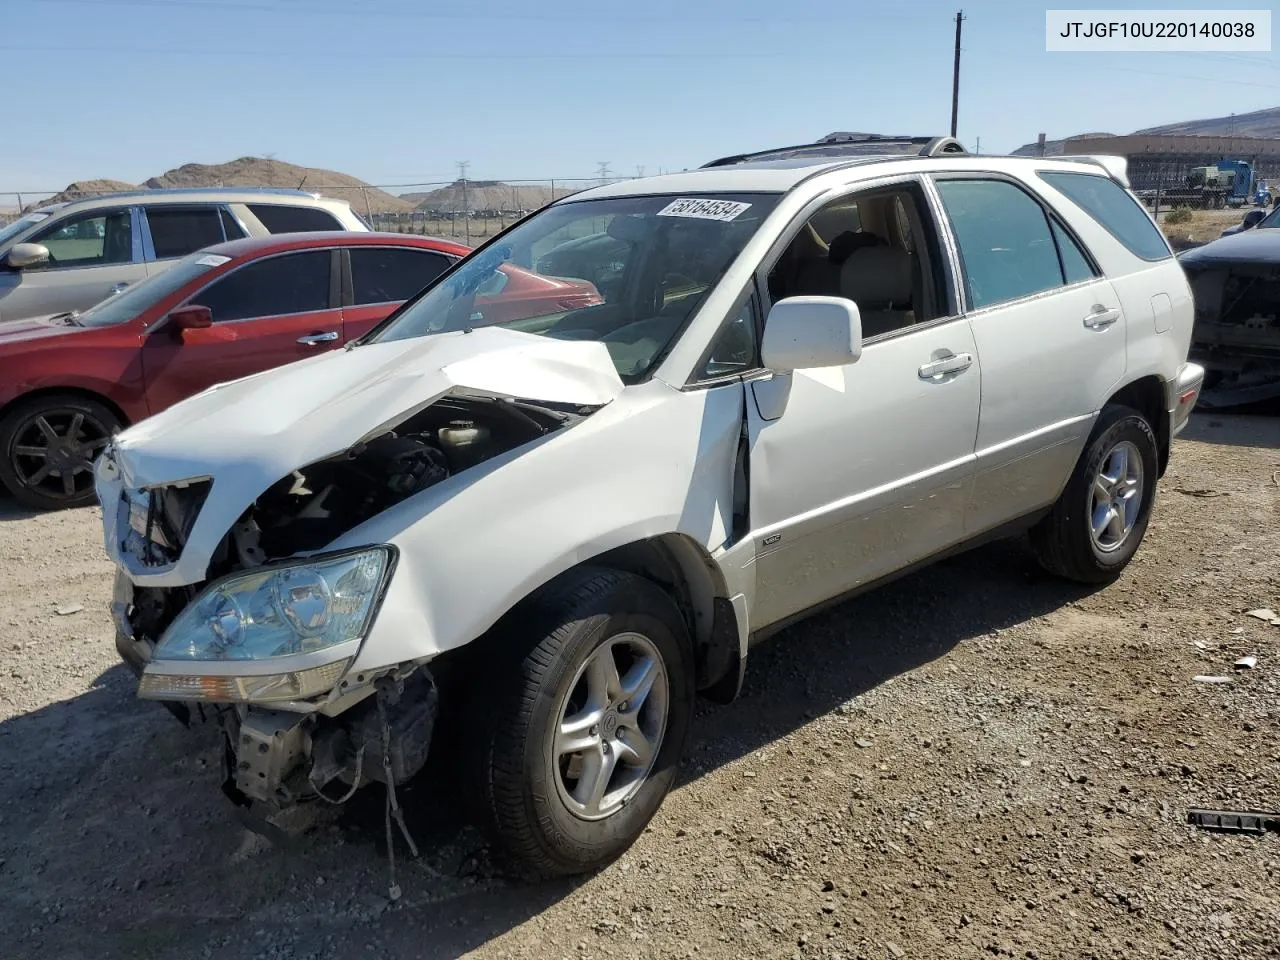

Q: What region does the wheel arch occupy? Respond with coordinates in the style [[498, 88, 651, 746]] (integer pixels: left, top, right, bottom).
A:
[[1106, 375, 1169, 476], [0, 385, 131, 433]]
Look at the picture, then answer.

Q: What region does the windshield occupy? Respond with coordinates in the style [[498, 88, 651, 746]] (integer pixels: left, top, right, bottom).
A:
[[1256, 206, 1280, 229], [0, 212, 51, 247], [370, 193, 780, 379], [76, 252, 230, 327]]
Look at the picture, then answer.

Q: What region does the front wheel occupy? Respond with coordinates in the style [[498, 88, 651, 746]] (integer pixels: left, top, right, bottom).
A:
[[0, 394, 121, 510], [1030, 405, 1159, 584], [474, 567, 694, 878]]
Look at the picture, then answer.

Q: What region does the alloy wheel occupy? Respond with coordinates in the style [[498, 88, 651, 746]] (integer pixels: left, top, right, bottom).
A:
[[1089, 439, 1144, 553], [8, 407, 112, 503]]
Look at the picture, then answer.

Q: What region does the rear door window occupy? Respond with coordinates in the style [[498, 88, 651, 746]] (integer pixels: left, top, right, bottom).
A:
[[1038, 171, 1172, 261], [935, 179, 1064, 310], [248, 204, 342, 233], [349, 247, 454, 304], [145, 206, 225, 259], [190, 250, 332, 322]]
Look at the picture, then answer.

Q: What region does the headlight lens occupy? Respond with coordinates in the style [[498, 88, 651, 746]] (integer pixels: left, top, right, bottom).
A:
[[153, 547, 393, 662]]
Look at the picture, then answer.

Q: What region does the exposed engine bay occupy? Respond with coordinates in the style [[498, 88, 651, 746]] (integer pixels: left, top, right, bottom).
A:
[[1188, 263, 1280, 407]]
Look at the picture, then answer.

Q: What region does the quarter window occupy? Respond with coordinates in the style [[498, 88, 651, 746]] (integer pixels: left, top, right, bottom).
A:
[[146, 206, 225, 259], [248, 204, 342, 233], [350, 247, 453, 305], [1037, 171, 1172, 261], [190, 251, 331, 322], [698, 294, 759, 379], [1050, 219, 1096, 285], [935, 179, 1068, 310], [30, 210, 133, 267]]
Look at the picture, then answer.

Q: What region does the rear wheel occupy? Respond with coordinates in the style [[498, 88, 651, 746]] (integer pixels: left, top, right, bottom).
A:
[[473, 567, 694, 878], [0, 394, 120, 510], [1030, 405, 1158, 584]]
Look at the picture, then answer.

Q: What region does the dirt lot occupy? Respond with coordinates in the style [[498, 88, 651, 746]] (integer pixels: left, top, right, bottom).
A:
[[1, 413, 1278, 960]]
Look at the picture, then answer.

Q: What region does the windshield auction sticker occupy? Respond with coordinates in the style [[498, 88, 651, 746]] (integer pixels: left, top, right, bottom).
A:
[[1046, 10, 1270, 51], [657, 198, 752, 222]]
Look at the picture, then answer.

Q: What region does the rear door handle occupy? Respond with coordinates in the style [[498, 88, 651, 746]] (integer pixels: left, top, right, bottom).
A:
[[1083, 306, 1120, 329], [297, 331, 339, 345], [918, 352, 973, 380]]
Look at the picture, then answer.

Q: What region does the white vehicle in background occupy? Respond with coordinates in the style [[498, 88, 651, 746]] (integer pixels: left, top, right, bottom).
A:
[[0, 188, 368, 324], [98, 133, 1202, 880]]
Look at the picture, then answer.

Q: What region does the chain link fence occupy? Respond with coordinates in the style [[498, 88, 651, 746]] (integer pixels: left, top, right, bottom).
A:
[[0, 177, 643, 245]]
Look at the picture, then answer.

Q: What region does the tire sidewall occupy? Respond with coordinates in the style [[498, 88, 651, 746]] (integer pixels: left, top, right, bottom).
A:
[[1078, 410, 1158, 573], [518, 585, 693, 871]]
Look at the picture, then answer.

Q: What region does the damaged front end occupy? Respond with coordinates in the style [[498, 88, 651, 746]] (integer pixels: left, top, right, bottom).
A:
[[1183, 245, 1280, 408], [106, 390, 585, 811], [99, 329, 622, 829]]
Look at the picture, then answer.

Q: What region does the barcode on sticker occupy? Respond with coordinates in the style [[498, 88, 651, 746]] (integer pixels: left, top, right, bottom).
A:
[[656, 198, 752, 221]]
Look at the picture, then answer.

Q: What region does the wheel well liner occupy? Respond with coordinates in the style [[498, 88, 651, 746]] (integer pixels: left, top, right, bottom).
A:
[[1107, 375, 1168, 476]]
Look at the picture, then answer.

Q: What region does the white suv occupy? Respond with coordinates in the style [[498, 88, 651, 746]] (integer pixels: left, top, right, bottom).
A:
[[97, 134, 1203, 879], [0, 188, 368, 324]]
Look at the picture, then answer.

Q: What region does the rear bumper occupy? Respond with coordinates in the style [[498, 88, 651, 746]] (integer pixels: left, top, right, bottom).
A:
[[1171, 362, 1205, 437]]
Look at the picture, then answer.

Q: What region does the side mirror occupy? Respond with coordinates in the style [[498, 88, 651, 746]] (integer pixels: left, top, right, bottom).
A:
[[168, 304, 213, 330], [1242, 210, 1266, 230], [761, 296, 862, 373], [5, 242, 51, 270]]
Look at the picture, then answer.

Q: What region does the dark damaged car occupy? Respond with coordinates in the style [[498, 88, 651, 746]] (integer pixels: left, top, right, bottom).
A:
[[1181, 225, 1280, 407]]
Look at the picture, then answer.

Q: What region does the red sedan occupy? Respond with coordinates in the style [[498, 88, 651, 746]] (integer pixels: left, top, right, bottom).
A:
[[0, 231, 602, 509]]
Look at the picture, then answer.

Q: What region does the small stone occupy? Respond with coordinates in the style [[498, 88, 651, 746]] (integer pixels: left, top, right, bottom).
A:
[[55, 604, 83, 616], [886, 942, 906, 958], [854, 739, 874, 749]]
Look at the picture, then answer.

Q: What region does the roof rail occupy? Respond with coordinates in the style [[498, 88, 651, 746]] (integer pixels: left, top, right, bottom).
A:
[[64, 186, 324, 203], [1058, 155, 1130, 187], [702, 133, 967, 168]]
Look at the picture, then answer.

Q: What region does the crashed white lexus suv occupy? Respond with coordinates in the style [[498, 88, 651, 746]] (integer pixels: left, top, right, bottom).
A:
[[98, 134, 1204, 879]]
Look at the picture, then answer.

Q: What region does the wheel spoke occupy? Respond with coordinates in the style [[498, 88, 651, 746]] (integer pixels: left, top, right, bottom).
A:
[[62, 472, 76, 496], [13, 445, 47, 459], [1118, 489, 1140, 532], [1091, 503, 1112, 538], [572, 747, 618, 816], [1093, 476, 1112, 503], [27, 463, 53, 485], [619, 655, 659, 713], [1110, 445, 1129, 485], [1105, 505, 1125, 544], [67, 412, 84, 443], [584, 642, 621, 707], [34, 416, 60, 444], [615, 725, 656, 769], [557, 709, 602, 758]]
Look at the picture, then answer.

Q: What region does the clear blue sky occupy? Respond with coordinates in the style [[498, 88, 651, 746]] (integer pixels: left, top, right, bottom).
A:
[[3, 0, 1279, 195]]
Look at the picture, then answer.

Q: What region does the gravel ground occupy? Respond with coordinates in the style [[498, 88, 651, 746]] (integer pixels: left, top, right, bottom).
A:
[[1, 412, 1277, 960]]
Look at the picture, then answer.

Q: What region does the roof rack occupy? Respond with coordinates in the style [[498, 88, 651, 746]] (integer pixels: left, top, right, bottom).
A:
[[702, 133, 967, 168], [64, 186, 323, 203]]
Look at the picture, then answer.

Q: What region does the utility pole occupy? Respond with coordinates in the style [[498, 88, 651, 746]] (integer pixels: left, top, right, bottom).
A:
[[950, 10, 964, 138], [457, 160, 470, 243], [636, 165, 645, 178], [975, 136, 981, 154]]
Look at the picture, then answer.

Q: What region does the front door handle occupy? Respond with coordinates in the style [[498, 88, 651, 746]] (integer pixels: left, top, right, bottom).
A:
[[918, 352, 973, 380], [1083, 306, 1120, 329], [297, 331, 339, 345]]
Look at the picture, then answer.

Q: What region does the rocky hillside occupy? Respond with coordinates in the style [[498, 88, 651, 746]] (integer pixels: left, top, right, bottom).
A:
[[29, 158, 413, 214], [1013, 104, 1280, 155], [1136, 104, 1280, 137], [145, 157, 413, 213], [400, 179, 575, 214]]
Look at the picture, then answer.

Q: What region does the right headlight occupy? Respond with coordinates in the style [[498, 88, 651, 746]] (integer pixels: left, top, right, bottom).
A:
[[152, 546, 394, 663]]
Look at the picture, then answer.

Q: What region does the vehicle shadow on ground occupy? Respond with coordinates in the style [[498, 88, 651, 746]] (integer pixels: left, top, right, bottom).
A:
[[0, 539, 1096, 959], [0, 493, 38, 521], [1182, 409, 1280, 450]]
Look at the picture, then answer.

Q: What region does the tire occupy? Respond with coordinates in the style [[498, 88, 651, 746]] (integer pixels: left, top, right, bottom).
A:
[[1030, 404, 1158, 584], [473, 566, 695, 879], [0, 393, 121, 510]]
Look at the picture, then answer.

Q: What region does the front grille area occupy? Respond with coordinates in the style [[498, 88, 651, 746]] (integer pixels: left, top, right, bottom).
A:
[[117, 480, 212, 569]]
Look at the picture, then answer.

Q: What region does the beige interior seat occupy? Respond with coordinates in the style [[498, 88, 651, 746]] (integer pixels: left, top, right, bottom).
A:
[[839, 246, 915, 338]]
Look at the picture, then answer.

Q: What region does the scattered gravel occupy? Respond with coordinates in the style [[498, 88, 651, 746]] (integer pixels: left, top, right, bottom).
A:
[[1, 412, 1277, 959]]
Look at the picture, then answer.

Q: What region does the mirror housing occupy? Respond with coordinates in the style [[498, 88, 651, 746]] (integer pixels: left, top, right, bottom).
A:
[[761, 296, 862, 373], [5, 242, 51, 270], [168, 304, 213, 331], [1242, 209, 1266, 230]]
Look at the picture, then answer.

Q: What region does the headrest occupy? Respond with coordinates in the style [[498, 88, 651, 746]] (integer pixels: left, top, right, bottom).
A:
[[827, 230, 884, 264], [840, 246, 912, 307]]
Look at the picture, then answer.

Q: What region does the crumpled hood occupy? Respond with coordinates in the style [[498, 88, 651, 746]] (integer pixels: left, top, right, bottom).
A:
[[99, 327, 624, 586]]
